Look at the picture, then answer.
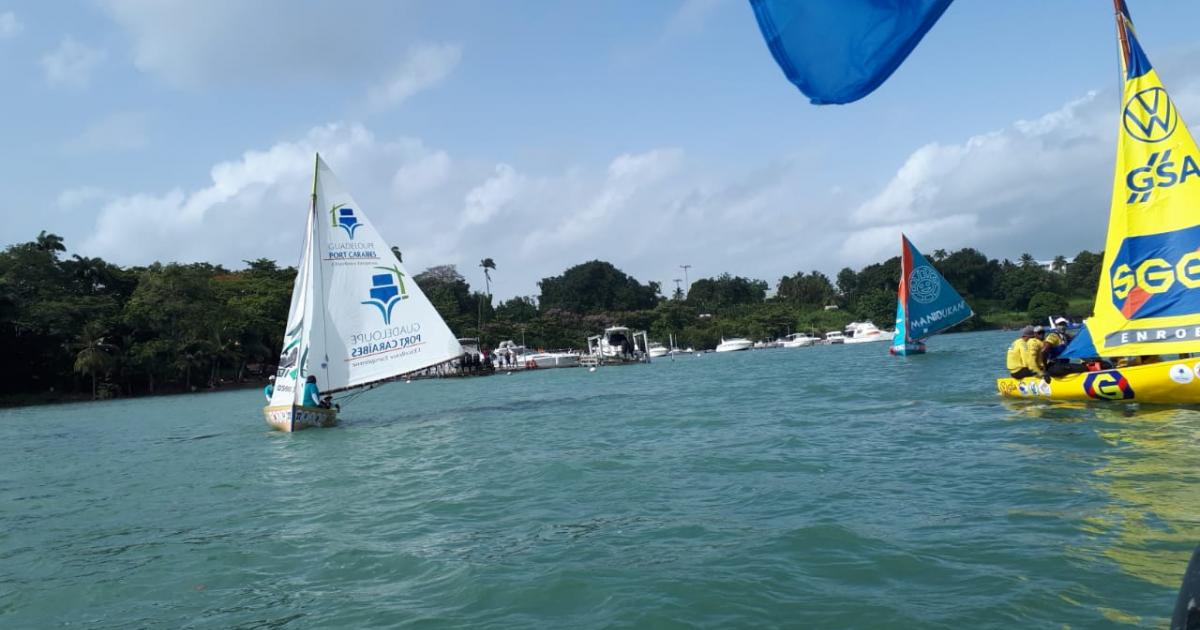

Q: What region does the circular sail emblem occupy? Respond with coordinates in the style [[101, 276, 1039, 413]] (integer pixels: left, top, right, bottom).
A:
[[908, 265, 941, 304], [1123, 87, 1177, 143]]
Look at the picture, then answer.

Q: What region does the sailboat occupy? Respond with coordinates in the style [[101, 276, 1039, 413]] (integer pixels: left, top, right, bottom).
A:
[[263, 155, 463, 431], [889, 235, 972, 355], [998, 1, 1200, 404]]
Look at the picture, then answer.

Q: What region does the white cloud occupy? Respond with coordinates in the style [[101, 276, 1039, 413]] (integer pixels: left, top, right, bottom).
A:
[[57, 186, 111, 211], [79, 123, 466, 270], [73, 81, 1133, 301], [63, 112, 150, 154], [0, 12, 23, 39], [99, 0, 425, 88], [842, 92, 1113, 265], [41, 37, 106, 88], [367, 44, 462, 111], [461, 164, 523, 228], [392, 150, 451, 199]]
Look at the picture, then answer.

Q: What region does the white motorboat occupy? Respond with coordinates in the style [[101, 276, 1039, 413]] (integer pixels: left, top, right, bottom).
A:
[[778, 333, 817, 348], [715, 337, 753, 353], [823, 331, 845, 344], [647, 342, 670, 358], [526, 351, 580, 369], [843, 321, 892, 344]]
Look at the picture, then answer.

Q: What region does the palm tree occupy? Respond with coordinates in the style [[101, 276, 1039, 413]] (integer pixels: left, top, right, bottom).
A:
[[478, 258, 496, 340], [1051, 255, 1067, 273], [35, 230, 66, 255], [73, 324, 116, 400], [479, 258, 496, 295], [1019, 253, 1038, 268], [933, 249, 948, 262]]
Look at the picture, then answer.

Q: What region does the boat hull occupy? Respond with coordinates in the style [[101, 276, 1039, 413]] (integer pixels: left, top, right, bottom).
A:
[[263, 405, 338, 432], [844, 334, 889, 344], [890, 343, 925, 356], [996, 357, 1200, 404]]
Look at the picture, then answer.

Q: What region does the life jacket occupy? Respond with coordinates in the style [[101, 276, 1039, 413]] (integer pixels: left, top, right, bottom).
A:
[[1006, 338, 1028, 372]]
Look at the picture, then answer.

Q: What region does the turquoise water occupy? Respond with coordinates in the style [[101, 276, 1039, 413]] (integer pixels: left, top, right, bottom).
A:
[[3, 329, 1200, 628]]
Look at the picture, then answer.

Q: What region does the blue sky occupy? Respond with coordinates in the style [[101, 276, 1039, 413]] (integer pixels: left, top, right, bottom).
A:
[[6, 1, 1200, 300]]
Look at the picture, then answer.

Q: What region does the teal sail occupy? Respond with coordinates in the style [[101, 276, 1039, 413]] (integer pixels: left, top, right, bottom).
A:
[[890, 235, 972, 355]]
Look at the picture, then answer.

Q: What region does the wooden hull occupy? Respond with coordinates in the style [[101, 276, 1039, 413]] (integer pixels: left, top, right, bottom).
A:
[[996, 357, 1200, 404], [263, 405, 338, 432]]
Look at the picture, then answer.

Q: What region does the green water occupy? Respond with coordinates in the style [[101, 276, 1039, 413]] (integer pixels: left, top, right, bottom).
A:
[[3, 330, 1200, 628]]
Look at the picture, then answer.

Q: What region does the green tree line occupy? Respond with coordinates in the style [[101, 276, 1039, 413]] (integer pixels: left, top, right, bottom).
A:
[[0, 233, 1102, 403]]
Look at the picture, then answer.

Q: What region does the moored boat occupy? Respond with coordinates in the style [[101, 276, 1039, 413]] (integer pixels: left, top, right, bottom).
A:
[[263, 154, 463, 431], [998, 2, 1200, 404], [715, 337, 753, 352], [779, 332, 817, 348], [843, 321, 892, 344]]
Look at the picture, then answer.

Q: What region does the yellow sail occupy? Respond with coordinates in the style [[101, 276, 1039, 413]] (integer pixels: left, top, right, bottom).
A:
[[1075, 3, 1200, 358]]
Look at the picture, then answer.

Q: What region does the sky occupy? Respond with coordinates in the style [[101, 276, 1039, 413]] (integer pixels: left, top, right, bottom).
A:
[[6, 1, 1200, 301]]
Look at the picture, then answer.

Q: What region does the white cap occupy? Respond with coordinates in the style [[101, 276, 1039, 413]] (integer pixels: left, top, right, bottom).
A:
[[1054, 317, 1068, 324]]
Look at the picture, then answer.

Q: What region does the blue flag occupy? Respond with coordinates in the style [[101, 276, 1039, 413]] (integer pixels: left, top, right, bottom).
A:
[[750, 0, 954, 105]]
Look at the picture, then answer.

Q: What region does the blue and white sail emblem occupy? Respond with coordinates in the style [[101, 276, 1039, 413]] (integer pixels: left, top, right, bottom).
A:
[[908, 265, 941, 304], [361, 265, 408, 325], [332, 203, 362, 239]]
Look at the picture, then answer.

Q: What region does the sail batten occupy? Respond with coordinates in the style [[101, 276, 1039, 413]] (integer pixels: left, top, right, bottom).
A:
[[1065, 0, 1200, 359]]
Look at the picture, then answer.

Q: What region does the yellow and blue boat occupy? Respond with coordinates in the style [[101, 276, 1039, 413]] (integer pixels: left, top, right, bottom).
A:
[[998, 1, 1200, 404]]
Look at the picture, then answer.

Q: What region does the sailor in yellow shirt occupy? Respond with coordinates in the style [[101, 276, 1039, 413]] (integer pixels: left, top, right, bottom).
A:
[[1025, 326, 1047, 375], [1006, 325, 1037, 378]]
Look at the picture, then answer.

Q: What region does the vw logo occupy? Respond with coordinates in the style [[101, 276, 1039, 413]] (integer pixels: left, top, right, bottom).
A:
[[909, 265, 941, 304], [1124, 87, 1177, 143]]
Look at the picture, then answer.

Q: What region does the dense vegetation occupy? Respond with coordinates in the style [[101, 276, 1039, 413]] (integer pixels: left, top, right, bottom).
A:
[[0, 232, 1102, 403]]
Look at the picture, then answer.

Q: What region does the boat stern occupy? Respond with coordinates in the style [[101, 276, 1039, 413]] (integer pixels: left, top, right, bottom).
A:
[[263, 405, 338, 432]]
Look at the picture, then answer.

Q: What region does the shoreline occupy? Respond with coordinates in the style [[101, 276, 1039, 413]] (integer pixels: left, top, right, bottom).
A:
[[0, 379, 271, 410]]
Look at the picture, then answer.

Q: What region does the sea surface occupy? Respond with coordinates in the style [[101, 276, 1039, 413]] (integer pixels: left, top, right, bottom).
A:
[[3, 329, 1200, 628]]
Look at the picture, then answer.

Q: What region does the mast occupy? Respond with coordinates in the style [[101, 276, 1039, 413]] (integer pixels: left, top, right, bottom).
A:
[[1113, 0, 1130, 74]]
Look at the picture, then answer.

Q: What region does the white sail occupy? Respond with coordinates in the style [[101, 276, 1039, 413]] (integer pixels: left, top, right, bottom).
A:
[[268, 202, 316, 407], [310, 155, 462, 393]]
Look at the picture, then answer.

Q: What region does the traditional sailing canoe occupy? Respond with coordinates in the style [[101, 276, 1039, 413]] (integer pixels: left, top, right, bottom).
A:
[[998, 1, 1200, 404], [264, 155, 463, 431], [890, 235, 972, 355]]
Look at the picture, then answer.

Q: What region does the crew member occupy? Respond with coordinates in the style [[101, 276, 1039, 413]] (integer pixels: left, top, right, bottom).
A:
[[1026, 326, 1048, 374], [264, 375, 275, 402], [1007, 325, 1037, 379], [302, 374, 322, 407]]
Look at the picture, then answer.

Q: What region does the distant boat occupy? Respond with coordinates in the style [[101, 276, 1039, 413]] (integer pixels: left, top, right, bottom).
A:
[[263, 154, 463, 431], [999, 1, 1200, 404], [823, 331, 845, 344], [647, 342, 670, 358], [890, 235, 972, 356], [778, 332, 817, 348], [843, 321, 892, 344], [715, 337, 754, 352]]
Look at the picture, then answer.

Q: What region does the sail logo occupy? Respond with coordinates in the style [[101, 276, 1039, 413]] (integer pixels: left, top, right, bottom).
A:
[[1124, 149, 1200, 203], [1109, 226, 1200, 319], [1124, 87, 1177, 143], [361, 265, 408, 325], [331, 204, 362, 239], [1083, 371, 1134, 400], [908, 265, 941, 304]]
